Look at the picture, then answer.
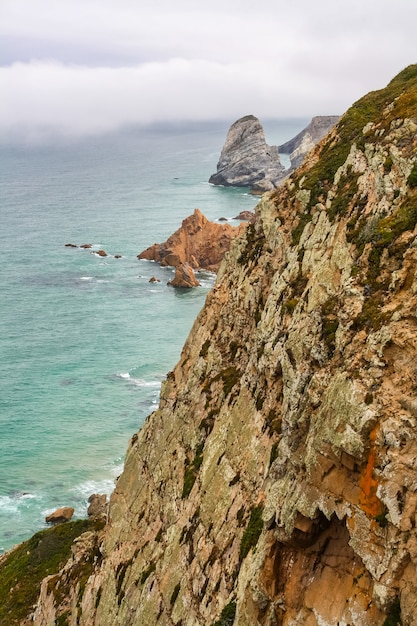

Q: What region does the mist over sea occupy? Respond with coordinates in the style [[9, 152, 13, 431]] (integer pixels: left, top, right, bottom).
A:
[[0, 118, 308, 553]]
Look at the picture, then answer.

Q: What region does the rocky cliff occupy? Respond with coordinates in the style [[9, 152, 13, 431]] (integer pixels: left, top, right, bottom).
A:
[[209, 115, 286, 192], [4, 66, 417, 626], [278, 115, 341, 170]]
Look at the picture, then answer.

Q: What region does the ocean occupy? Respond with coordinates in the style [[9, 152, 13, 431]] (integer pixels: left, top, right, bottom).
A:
[[0, 118, 308, 553]]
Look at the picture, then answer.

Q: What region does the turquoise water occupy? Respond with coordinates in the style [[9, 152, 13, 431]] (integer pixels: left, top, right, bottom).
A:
[[0, 118, 308, 552]]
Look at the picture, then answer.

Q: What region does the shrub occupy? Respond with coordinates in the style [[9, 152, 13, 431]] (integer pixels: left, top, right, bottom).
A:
[[0, 519, 103, 626], [213, 601, 237, 626]]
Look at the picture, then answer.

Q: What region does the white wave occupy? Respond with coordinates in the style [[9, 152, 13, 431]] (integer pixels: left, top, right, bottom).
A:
[[0, 492, 37, 514], [0, 495, 19, 514], [131, 378, 161, 388], [71, 477, 116, 501], [116, 372, 161, 389], [79, 276, 94, 281]]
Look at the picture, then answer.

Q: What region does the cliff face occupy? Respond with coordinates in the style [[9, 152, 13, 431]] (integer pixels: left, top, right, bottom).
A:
[[33, 67, 417, 625]]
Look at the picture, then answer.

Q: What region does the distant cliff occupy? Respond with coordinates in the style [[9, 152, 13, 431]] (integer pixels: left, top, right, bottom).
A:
[[2, 65, 417, 626], [278, 114, 340, 169], [209, 114, 339, 193]]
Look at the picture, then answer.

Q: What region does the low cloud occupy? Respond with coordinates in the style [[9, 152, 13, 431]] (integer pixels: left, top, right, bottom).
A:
[[1, 0, 416, 143], [0, 56, 407, 143]]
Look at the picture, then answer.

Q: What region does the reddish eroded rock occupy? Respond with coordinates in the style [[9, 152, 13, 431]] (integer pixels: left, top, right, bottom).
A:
[[137, 208, 247, 272], [168, 262, 200, 288]]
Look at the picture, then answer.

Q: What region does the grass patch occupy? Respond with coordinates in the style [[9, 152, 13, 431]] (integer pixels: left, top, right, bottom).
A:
[[182, 445, 205, 498], [0, 519, 103, 626], [408, 161, 417, 187], [239, 505, 264, 561]]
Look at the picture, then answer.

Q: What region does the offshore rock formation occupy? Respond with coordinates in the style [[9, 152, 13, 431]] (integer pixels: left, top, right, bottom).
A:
[[209, 115, 286, 192], [138, 208, 246, 273], [4, 66, 417, 626], [279, 115, 340, 169], [168, 263, 201, 288]]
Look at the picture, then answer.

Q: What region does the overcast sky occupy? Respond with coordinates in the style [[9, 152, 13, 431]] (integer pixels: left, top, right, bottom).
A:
[[1, 0, 416, 141]]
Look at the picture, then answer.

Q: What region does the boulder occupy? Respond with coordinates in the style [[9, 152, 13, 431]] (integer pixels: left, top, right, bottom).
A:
[[138, 208, 246, 273], [95, 249, 107, 257], [87, 494, 108, 520], [209, 115, 285, 190], [168, 263, 200, 288], [45, 506, 74, 525], [233, 211, 256, 222]]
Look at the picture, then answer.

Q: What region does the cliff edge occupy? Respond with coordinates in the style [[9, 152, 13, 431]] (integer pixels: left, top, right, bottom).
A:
[[3, 66, 417, 626]]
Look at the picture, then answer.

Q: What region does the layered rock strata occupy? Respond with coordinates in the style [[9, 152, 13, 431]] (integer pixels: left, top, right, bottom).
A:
[[209, 115, 286, 192], [138, 208, 246, 273], [9, 66, 417, 626]]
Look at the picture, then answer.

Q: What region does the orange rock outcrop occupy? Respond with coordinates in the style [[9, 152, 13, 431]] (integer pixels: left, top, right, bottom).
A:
[[137, 208, 247, 272]]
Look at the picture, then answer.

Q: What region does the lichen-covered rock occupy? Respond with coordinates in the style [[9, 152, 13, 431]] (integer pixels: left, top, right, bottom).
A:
[[31, 65, 417, 625]]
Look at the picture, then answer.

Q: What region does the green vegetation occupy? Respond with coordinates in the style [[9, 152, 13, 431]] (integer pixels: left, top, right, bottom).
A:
[[283, 298, 299, 314], [374, 510, 389, 528], [408, 161, 417, 187], [239, 505, 264, 561], [384, 155, 393, 174], [382, 596, 402, 626], [203, 367, 240, 401], [328, 171, 360, 221], [294, 64, 417, 223], [375, 196, 417, 247], [0, 519, 103, 626], [213, 601, 237, 626], [237, 223, 265, 266], [220, 367, 240, 398], [352, 296, 389, 332], [269, 442, 279, 467], [291, 211, 313, 246], [182, 444, 204, 498]]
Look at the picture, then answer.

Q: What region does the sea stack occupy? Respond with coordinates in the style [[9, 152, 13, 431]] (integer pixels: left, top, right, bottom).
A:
[[209, 115, 286, 192]]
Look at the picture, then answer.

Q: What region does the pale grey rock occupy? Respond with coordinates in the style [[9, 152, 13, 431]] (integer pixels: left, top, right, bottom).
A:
[[209, 115, 286, 190], [279, 115, 340, 168]]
